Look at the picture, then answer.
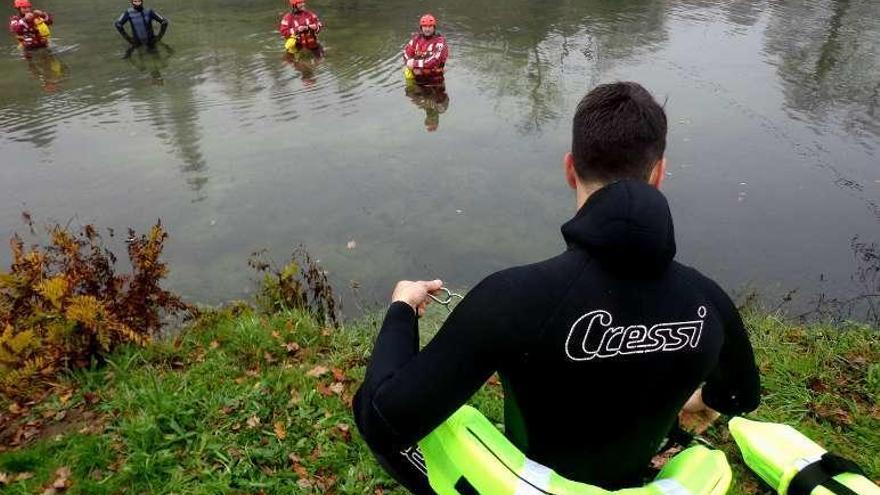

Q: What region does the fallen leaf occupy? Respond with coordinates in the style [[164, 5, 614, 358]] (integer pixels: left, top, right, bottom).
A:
[[271, 330, 281, 340], [0, 472, 9, 485], [331, 367, 346, 382], [487, 374, 501, 386], [51, 466, 71, 489], [306, 365, 329, 378], [329, 382, 345, 395], [83, 392, 100, 405], [651, 445, 683, 469], [289, 454, 309, 479], [309, 446, 322, 461], [274, 421, 287, 440], [8, 403, 24, 415], [335, 423, 351, 442], [679, 409, 720, 434], [15, 472, 34, 482], [289, 390, 303, 405], [210, 340, 220, 349], [810, 403, 852, 426], [296, 478, 312, 489], [317, 383, 334, 397], [247, 415, 261, 429], [807, 377, 827, 393], [282, 342, 301, 354], [264, 352, 277, 364]]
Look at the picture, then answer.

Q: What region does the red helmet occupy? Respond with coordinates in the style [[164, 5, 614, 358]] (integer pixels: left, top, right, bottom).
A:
[[419, 14, 436, 27], [14, 0, 32, 8], [289, 0, 305, 6]]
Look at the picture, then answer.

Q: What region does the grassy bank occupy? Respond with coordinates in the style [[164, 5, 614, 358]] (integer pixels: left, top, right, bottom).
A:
[[0, 306, 877, 494]]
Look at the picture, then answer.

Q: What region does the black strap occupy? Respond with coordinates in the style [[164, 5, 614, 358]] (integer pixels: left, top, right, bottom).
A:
[[454, 477, 480, 495], [788, 453, 865, 495]]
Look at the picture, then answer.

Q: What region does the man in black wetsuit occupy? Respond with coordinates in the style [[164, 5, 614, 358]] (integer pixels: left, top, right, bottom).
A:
[[114, 0, 168, 49], [353, 82, 761, 494]]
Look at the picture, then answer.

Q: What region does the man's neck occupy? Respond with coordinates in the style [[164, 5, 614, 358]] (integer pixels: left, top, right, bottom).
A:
[[575, 181, 605, 211]]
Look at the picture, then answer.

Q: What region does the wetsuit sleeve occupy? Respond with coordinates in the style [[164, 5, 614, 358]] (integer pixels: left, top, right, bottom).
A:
[[114, 10, 129, 30], [354, 273, 528, 451], [419, 38, 448, 69], [152, 10, 168, 40], [701, 282, 761, 415], [114, 10, 136, 45]]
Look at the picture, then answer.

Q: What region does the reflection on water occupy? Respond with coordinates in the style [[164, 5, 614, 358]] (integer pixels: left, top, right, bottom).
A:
[[1, 0, 879, 317], [124, 43, 173, 85], [405, 84, 449, 132], [284, 45, 325, 86], [24, 48, 68, 94], [765, 0, 880, 149]]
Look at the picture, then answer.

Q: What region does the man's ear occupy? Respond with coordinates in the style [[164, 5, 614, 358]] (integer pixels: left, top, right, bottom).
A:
[[564, 152, 578, 190], [649, 157, 667, 189]]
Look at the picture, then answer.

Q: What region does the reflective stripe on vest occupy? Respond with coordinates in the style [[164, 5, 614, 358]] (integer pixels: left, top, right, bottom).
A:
[[515, 459, 552, 494], [655, 479, 693, 495]]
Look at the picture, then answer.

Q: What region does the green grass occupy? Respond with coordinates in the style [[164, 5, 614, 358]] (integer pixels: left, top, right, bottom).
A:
[[0, 307, 877, 494]]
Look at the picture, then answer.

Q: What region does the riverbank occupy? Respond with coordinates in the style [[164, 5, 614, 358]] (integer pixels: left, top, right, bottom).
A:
[[0, 306, 877, 494]]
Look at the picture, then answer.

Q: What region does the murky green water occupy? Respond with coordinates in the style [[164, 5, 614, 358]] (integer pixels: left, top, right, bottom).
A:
[[2, 0, 879, 318]]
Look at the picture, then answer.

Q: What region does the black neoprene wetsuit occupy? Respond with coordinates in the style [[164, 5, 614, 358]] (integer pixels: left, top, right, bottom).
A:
[[114, 6, 168, 47], [353, 180, 761, 493]]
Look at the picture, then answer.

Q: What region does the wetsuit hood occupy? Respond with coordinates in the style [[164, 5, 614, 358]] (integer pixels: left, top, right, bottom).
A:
[[561, 179, 676, 274]]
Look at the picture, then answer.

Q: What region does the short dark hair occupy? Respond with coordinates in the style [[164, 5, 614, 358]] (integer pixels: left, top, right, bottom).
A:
[[571, 82, 667, 183]]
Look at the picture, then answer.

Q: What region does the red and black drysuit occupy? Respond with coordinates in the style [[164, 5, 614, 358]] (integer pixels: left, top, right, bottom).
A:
[[403, 32, 448, 86], [279, 8, 322, 50], [8, 10, 52, 49]]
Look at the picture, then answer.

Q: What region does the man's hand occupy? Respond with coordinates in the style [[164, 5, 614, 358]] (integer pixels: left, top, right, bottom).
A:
[[391, 279, 443, 317], [406, 58, 415, 69]]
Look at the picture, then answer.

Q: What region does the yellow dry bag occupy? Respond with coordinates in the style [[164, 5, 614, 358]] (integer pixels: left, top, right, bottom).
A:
[[34, 17, 51, 39], [285, 36, 298, 53]]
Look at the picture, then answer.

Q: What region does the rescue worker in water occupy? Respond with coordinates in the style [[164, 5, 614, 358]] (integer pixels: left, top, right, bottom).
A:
[[280, 0, 323, 52], [403, 14, 449, 87], [114, 0, 168, 49], [8, 0, 53, 50]]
